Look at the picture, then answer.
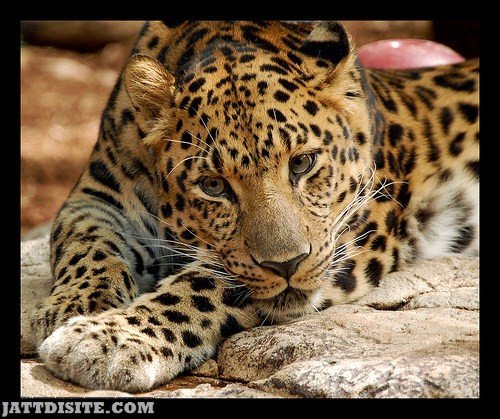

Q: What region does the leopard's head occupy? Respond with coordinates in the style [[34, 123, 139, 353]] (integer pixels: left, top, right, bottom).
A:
[[124, 21, 376, 319]]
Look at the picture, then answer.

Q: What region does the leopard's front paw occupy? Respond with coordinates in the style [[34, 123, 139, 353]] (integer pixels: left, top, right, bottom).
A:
[[39, 314, 181, 392]]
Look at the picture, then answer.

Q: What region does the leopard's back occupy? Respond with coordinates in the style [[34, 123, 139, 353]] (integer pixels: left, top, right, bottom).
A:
[[366, 60, 479, 263]]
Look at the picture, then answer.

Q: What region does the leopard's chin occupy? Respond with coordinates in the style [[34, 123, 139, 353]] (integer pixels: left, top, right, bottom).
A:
[[252, 287, 324, 324]]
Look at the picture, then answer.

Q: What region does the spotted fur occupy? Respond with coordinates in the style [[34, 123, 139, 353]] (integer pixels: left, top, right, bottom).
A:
[[31, 21, 479, 392]]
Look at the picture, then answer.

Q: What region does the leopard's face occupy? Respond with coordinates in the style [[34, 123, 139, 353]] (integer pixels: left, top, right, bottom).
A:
[[125, 21, 372, 315]]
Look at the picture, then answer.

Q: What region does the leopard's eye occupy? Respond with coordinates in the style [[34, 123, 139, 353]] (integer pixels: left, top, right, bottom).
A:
[[200, 177, 227, 197], [290, 153, 316, 176]]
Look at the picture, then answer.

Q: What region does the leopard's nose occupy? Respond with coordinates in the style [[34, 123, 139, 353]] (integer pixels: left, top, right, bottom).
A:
[[256, 252, 309, 280]]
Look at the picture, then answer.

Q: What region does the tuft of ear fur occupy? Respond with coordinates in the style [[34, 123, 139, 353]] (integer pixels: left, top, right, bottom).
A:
[[124, 54, 176, 133], [160, 19, 187, 29], [301, 22, 363, 114], [300, 21, 351, 65]]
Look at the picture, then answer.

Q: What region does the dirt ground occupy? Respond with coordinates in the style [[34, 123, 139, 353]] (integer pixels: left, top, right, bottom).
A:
[[20, 21, 433, 235]]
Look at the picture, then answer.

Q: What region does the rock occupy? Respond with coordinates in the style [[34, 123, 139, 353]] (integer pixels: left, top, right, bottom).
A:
[[253, 342, 478, 398], [191, 359, 219, 378], [147, 383, 280, 398], [218, 306, 478, 383], [21, 221, 52, 242], [21, 237, 53, 356], [356, 256, 479, 310], [85, 390, 133, 397], [404, 287, 478, 311], [21, 360, 88, 397], [20, 234, 479, 398]]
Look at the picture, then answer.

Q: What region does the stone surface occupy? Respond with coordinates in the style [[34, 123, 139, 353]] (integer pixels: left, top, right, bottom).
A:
[[218, 306, 478, 383], [146, 383, 279, 398], [355, 256, 479, 310], [21, 360, 89, 397], [20, 233, 479, 398], [21, 237, 53, 356], [21, 221, 53, 242], [191, 359, 220, 378], [253, 343, 478, 398]]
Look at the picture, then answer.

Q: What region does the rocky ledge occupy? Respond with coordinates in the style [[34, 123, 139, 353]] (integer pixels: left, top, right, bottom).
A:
[[21, 234, 479, 398]]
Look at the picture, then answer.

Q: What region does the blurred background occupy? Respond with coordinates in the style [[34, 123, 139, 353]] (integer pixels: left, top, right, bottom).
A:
[[20, 20, 480, 238]]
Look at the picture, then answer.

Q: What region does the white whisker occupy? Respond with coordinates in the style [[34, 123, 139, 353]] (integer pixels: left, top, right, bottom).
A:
[[192, 107, 217, 146], [185, 130, 214, 153], [164, 156, 207, 180]]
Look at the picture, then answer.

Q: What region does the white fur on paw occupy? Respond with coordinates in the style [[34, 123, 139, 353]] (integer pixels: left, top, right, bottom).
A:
[[39, 317, 177, 392]]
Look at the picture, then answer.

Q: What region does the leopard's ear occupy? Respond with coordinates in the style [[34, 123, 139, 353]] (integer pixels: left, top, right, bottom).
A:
[[300, 22, 362, 114], [124, 54, 176, 133], [300, 21, 352, 65]]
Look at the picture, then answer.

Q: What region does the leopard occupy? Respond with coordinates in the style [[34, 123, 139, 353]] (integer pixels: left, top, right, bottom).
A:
[[30, 20, 479, 392]]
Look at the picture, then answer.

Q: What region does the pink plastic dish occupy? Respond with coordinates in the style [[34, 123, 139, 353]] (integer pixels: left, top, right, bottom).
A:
[[357, 39, 465, 70]]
